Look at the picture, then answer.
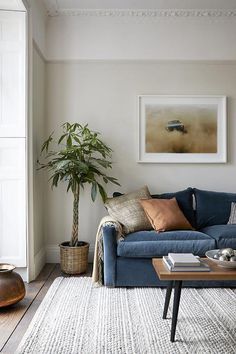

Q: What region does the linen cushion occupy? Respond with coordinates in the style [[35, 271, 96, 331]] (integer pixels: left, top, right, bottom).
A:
[[194, 188, 236, 229], [228, 202, 236, 224], [200, 225, 236, 249], [117, 230, 215, 258], [105, 186, 152, 234], [140, 198, 194, 232], [114, 188, 195, 227]]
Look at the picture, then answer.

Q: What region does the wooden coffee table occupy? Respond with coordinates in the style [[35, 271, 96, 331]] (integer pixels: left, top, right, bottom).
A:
[[152, 258, 236, 342]]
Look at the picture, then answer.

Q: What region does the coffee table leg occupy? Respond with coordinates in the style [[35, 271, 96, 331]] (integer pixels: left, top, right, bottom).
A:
[[171, 280, 182, 342], [163, 281, 174, 319]]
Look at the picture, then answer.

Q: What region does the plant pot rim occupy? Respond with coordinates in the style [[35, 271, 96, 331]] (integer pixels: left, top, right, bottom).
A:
[[59, 241, 89, 249]]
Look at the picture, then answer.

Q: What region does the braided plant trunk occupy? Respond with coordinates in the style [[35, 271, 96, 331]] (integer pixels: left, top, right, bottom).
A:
[[70, 186, 80, 247]]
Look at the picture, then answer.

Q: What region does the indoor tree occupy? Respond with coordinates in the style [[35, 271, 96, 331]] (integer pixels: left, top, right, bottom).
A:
[[38, 122, 119, 247]]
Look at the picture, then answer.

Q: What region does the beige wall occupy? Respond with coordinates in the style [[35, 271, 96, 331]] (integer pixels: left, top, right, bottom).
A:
[[46, 10, 236, 61], [30, 0, 47, 56], [45, 60, 236, 258], [33, 44, 46, 257], [43, 6, 236, 262]]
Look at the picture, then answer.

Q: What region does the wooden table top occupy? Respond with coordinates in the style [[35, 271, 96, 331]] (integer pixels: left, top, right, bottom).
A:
[[152, 258, 236, 281]]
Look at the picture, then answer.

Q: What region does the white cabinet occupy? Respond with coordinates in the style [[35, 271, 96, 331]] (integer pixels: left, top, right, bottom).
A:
[[0, 11, 26, 137], [0, 11, 27, 267], [0, 139, 26, 266]]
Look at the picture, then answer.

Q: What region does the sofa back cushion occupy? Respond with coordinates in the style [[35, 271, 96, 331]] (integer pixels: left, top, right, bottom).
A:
[[194, 188, 236, 228], [114, 188, 195, 227]]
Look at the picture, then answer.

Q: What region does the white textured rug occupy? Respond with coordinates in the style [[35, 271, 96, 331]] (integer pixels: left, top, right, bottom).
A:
[[17, 278, 236, 354]]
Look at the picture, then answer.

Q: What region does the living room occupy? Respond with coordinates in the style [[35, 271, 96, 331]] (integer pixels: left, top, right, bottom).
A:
[[0, 0, 236, 353]]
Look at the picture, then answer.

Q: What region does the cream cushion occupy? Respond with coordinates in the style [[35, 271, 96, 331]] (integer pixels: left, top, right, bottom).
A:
[[105, 186, 152, 234], [228, 202, 236, 224]]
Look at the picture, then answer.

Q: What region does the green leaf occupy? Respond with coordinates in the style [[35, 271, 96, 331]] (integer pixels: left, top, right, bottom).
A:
[[67, 135, 72, 147], [58, 133, 68, 144], [73, 160, 89, 171], [91, 182, 97, 202], [106, 176, 121, 186], [98, 183, 107, 203], [52, 174, 59, 188], [92, 158, 111, 168], [41, 132, 54, 153], [56, 160, 70, 171], [73, 136, 81, 144], [66, 179, 72, 192]]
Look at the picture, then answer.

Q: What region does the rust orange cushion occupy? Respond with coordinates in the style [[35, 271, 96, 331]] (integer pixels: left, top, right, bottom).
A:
[[140, 197, 194, 232]]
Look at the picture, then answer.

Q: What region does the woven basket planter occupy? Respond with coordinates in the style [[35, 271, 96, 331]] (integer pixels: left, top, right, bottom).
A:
[[59, 241, 89, 274]]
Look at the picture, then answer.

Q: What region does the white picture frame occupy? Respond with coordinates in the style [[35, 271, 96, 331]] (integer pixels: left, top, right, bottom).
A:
[[138, 95, 227, 163]]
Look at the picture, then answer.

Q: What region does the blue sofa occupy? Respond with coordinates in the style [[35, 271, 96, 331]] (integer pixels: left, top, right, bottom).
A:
[[102, 188, 236, 287]]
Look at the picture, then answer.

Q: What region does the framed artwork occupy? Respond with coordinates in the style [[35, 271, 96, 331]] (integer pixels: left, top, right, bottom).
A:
[[138, 95, 227, 163]]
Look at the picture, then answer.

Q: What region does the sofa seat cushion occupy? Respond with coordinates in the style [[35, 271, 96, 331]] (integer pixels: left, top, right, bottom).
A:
[[117, 230, 216, 258], [200, 225, 236, 249]]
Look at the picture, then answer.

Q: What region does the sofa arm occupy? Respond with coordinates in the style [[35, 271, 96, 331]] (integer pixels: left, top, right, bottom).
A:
[[103, 224, 117, 287]]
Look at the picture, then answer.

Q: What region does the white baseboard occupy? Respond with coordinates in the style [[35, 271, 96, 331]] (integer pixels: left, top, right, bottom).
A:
[[46, 244, 94, 264], [34, 247, 46, 278]]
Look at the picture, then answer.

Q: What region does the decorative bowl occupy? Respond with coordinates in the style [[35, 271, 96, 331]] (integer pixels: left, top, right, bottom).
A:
[[205, 249, 236, 269], [0, 263, 25, 307]]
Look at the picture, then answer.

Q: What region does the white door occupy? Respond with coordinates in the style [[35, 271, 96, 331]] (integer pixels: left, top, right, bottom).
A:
[[0, 11, 26, 266]]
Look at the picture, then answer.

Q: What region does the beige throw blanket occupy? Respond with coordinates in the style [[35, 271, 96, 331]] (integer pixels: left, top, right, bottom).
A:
[[92, 216, 123, 285]]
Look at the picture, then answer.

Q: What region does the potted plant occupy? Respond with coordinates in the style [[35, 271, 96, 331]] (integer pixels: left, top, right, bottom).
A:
[[39, 122, 119, 274]]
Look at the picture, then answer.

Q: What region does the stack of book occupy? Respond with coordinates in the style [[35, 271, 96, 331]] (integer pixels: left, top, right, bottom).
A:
[[163, 253, 210, 272]]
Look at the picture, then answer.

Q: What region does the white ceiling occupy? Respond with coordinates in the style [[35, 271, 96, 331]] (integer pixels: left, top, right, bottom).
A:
[[43, 0, 236, 16]]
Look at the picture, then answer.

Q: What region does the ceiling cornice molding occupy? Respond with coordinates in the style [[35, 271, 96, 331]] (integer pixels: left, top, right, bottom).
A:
[[45, 7, 236, 18], [43, 0, 59, 16]]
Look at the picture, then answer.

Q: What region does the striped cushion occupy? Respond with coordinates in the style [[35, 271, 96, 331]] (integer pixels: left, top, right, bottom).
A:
[[228, 202, 236, 224]]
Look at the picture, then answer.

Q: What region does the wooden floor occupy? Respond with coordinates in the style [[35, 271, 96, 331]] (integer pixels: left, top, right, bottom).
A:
[[0, 263, 92, 353]]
